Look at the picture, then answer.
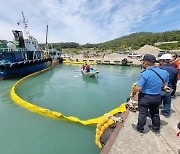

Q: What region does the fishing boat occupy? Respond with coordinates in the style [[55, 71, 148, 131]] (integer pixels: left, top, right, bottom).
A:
[[49, 49, 62, 66], [44, 25, 62, 67], [0, 12, 52, 80], [81, 67, 99, 77]]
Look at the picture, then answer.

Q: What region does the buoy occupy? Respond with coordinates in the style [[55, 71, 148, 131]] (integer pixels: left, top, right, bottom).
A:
[[108, 118, 114, 125]]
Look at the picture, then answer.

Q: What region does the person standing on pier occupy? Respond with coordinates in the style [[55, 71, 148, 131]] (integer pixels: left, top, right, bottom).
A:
[[170, 53, 180, 97], [159, 54, 178, 117], [133, 54, 169, 134]]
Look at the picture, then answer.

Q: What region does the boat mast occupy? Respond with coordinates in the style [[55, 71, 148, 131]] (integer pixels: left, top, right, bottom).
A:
[[21, 11, 28, 39], [45, 25, 49, 53]]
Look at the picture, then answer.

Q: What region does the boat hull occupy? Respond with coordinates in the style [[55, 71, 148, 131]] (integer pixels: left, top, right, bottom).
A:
[[0, 59, 52, 80], [81, 68, 99, 77], [52, 57, 63, 67]]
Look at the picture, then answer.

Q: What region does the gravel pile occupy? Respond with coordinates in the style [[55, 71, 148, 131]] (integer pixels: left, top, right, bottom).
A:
[[136, 45, 161, 57]]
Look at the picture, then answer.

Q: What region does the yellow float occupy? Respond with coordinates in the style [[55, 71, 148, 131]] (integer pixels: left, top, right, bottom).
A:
[[95, 113, 124, 148], [63, 60, 96, 65]]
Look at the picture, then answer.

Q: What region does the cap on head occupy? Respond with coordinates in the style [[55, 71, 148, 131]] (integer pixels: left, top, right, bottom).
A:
[[159, 53, 173, 60], [142, 54, 156, 62]]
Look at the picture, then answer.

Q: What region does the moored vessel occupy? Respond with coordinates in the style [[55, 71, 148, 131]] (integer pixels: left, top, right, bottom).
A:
[[0, 12, 52, 80], [44, 25, 62, 67]]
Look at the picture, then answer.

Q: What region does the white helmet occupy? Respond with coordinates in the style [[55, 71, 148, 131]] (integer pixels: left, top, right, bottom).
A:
[[159, 53, 173, 60]]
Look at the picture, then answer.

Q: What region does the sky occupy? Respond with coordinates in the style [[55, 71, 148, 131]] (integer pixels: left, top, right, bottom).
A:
[[0, 0, 180, 44]]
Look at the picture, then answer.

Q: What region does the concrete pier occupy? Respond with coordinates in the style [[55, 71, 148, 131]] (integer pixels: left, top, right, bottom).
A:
[[66, 53, 141, 66], [101, 81, 180, 154]]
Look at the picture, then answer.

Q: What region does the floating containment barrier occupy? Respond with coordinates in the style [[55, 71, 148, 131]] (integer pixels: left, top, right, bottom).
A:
[[10, 65, 127, 125]]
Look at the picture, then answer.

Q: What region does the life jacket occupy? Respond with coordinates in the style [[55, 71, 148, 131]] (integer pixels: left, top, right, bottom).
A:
[[85, 64, 89, 69], [170, 60, 180, 80]]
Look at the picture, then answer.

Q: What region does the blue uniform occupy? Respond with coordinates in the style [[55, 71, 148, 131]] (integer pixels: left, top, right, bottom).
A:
[[137, 66, 169, 94], [136, 65, 169, 133], [159, 64, 178, 88], [159, 64, 178, 116]]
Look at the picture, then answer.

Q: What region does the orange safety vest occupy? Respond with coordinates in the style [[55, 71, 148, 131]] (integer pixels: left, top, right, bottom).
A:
[[170, 60, 180, 80]]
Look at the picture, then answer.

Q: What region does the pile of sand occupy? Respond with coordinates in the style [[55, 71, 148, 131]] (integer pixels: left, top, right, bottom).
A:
[[136, 45, 161, 57]]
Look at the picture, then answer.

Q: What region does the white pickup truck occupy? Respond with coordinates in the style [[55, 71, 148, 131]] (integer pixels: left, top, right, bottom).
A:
[[128, 53, 142, 58], [61, 54, 70, 58]]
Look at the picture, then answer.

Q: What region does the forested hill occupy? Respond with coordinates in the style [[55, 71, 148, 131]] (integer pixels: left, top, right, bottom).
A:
[[33, 30, 179, 51], [95, 30, 180, 51]]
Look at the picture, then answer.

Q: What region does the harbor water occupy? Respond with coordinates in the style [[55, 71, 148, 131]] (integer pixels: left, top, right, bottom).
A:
[[0, 64, 140, 154]]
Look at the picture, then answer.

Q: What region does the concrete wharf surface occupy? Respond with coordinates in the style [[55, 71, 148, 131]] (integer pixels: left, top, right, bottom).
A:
[[101, 81, 180, 154], [69, 53, 142, 66]]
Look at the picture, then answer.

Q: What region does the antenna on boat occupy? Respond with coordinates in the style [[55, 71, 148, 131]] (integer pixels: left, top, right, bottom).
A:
[[21, 11, 29, 39]]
